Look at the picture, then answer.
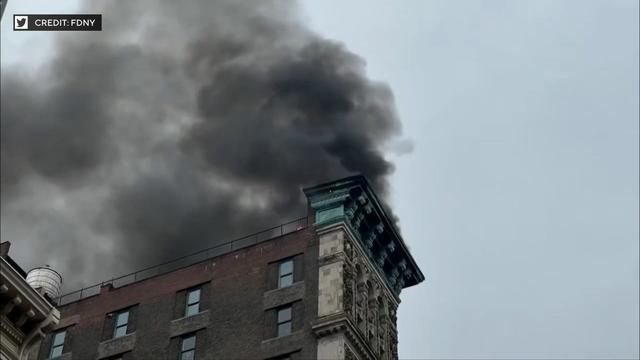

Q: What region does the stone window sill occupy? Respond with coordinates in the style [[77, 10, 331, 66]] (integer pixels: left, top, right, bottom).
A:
[[263, 282, 305, 310], [49, 353, 73, 360], [97, 332, 136, 359], [169, 309, 210, 337], [261, 330, 304, 359]]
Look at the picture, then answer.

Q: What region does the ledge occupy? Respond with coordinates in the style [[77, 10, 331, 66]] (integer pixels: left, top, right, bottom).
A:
[[54, 314, 80, 330], [312, 315, 376, 360], [261, 330, 304, 359], [97, 332, 136, 359], [263, 282, 305, 310], [53, 353, 73, 360], [46, 352, 73, 360], [169, 310, 210, 338]]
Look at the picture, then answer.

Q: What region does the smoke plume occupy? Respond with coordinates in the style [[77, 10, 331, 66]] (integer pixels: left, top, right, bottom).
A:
[[1, 0, 407, 290]]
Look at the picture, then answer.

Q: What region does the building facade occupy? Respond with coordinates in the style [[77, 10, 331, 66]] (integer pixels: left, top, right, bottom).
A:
[[29, 176, 424, 360], [1, 242, 61, 360]]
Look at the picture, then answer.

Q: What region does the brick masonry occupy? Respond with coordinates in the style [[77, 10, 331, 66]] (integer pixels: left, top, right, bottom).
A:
[[31, 227, 319, 360]]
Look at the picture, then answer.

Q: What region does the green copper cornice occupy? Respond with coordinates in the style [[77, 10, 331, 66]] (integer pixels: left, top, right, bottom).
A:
[[304, 175, 425, 295]]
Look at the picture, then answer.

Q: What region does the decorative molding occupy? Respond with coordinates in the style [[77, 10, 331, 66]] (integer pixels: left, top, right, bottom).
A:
[[313, 224, 401, 359], [312, 316, 376, 360], [0, 314, 25, 344], [344, 344, 359, 360], [304, 175, 424, 299], [317, 223, 399, 307]]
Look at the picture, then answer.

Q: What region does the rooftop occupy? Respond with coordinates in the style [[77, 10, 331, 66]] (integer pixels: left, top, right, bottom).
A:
[[57, 217, 309, 306], [56, 175, 425, 306]]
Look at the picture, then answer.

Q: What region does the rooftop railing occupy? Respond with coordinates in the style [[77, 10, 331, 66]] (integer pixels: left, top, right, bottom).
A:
[[56, 216, 309, 306]]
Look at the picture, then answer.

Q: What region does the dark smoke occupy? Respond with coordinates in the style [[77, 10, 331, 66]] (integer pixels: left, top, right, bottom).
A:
[[1, 0, 407, 290]]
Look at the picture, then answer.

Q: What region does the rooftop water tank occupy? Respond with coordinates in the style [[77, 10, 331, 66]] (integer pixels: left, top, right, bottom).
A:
[[26, 266, 63, 302]]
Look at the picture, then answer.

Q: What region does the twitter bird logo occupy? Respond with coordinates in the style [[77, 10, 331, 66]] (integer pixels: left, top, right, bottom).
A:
[[14, 15, 28, 30]]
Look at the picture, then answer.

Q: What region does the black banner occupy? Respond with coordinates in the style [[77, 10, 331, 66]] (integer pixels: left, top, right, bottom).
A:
[[13, 14, 102, 31]]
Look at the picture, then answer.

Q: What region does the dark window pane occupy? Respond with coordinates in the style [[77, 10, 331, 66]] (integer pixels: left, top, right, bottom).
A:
[[186, 303, 199, 317], [50, 345, 63, 358], [181, 335, 196, 351], [277, 322, 292, 337], [277, 307, 291, 323], [187, 289, 201, 305], [114, 325, 127, 338], [52, 331, 66, 346], [181, 349, 195, 360], [279, 273, 293, 288], [279, 260, 293, 276], [115, 311, 129, 327]]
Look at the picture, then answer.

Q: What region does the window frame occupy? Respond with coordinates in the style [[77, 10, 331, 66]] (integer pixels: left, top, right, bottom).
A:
[[276, 305, 293, 337], [185, 287, 201, 317], [49, 329, 66, 358], [113, 309, 130, 338], [180, 334, 197, 360], [278, 258, 294, 288]]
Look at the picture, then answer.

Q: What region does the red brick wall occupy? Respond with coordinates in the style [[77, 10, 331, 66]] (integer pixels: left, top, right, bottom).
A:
[[35, 227, 319, 360]]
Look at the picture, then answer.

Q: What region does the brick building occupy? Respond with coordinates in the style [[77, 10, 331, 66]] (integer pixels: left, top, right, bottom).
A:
[[29, 176, 424, 360]]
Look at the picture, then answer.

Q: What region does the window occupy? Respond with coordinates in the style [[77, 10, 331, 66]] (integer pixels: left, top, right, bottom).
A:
[[49, 330, 66, 358], [180, 334, 196, 360], [278, 259, 293, 288], [114, 310, 129, 338], [185, 288, 201, 317], [277, 306, 292, 337]]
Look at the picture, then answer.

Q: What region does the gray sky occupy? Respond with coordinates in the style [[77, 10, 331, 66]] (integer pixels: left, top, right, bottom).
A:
[[2, 1, 639, 359]]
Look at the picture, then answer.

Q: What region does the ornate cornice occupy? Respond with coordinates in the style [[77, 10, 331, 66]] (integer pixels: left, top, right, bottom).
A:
[[304, 175, 425, 297], [0, 314, 25, 344], [0, 257, 59, 323], [312, 315, 376, 360]]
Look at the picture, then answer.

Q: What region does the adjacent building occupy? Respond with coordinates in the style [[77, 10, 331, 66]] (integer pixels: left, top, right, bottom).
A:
[[1, 242, 61, 360], [0, 0, 7, 21], [28, 175, 424, 359]]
